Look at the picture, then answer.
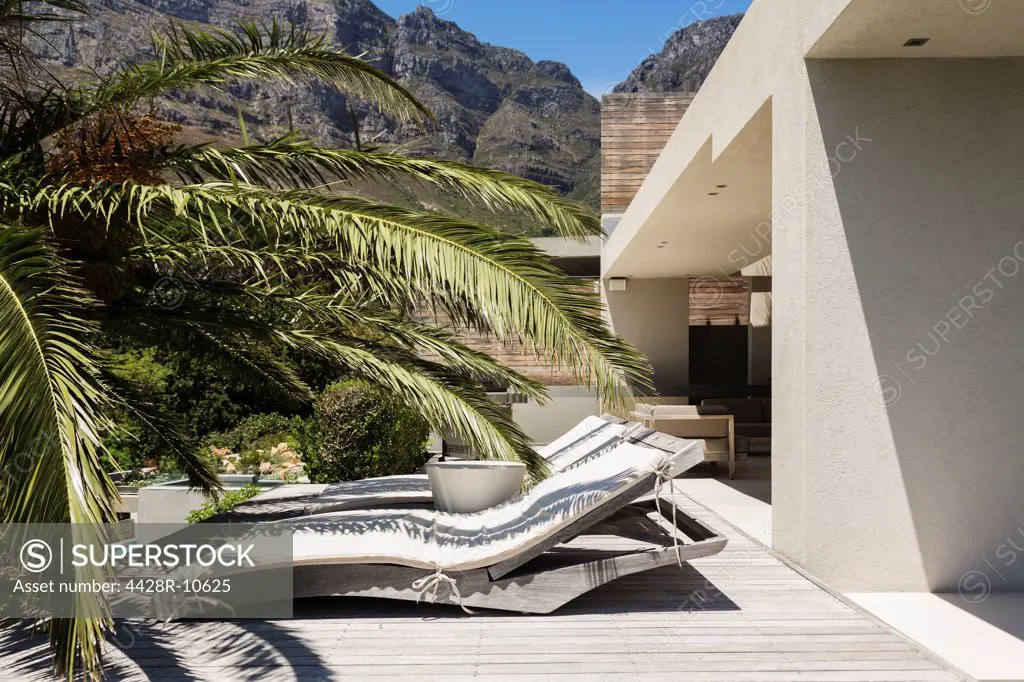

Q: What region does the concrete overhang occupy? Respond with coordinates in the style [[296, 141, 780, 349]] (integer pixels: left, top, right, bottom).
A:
[[602, 0, 1024, 281], [603, 101, 771, 279], [809, 0, 1024, 59]]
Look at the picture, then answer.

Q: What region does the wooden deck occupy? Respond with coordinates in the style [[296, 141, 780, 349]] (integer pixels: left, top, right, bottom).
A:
[[1, 494, 968, 681]]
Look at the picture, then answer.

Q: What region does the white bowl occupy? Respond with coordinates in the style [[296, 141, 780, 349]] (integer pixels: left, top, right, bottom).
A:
[[426, 460, 527, 513]]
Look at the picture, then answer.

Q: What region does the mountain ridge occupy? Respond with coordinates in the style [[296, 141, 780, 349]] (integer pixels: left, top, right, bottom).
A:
[[29, 2, 740, 229], [615, 14, 743, 94]]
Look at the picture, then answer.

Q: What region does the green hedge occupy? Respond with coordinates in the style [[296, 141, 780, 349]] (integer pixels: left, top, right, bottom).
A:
[[301, 380, 429, 483]]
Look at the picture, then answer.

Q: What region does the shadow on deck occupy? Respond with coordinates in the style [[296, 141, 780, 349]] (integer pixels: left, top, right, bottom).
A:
[[1, 564, 736, 681]]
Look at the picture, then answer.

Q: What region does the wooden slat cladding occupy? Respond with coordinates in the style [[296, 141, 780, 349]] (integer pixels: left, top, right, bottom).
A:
[[689, 277, 750, 326], [414, 279, 600, 386], [601, 93, 696, 215]]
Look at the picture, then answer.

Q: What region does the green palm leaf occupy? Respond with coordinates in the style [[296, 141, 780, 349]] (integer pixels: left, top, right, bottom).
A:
[[128, 240, 428, 314], [0, 225, 115, 680], [102, 297, 314, 408], [28, 181, 652, 404], [162, 138, 601, 239], [152, 281, 550, 400], [111, 283, 551, 476], [0, 226, 115, 524], [93, 21, 431, 124]]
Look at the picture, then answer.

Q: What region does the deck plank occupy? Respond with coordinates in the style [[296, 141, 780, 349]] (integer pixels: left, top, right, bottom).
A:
[[0, 494, 967, 681]]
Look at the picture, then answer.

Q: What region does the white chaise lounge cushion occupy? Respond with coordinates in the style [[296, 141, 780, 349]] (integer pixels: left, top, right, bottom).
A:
[[308, 415, 628, 513], [282, 438, 703, 572]]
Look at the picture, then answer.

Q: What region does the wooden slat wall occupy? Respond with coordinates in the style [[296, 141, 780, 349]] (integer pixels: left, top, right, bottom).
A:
[[414, 277, 747, 383], [415, 279, 600, 386], [689, 277, 750, 326], [601, 93, 696, 215]]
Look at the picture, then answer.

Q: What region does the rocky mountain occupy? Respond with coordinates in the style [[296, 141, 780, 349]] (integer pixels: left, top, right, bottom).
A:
[[614, 14, 742, 94], [29, 0, 602, 223], [28, 2, 741, 230]]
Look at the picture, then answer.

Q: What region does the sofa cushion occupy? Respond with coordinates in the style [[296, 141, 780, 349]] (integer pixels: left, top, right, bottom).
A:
[[735, 423, 771, 438], [702, 398, 764, 424]]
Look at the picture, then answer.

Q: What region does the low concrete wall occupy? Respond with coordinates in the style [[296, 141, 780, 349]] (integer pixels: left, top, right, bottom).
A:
[[136, 477, 284, 527], [512, 387, 601, 445], [137, 485, 212, 525]]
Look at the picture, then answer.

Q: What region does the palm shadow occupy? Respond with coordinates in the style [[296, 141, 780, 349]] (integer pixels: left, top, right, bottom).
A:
[[0, 616, 333, 681]]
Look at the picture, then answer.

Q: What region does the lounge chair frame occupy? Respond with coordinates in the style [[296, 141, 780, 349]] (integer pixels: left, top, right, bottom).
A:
[[292, 472, 727, 614]]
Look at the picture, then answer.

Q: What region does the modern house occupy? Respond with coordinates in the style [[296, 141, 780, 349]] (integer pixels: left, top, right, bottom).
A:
[[601, 1, 1024, 678], [602, 93, 772, 401]]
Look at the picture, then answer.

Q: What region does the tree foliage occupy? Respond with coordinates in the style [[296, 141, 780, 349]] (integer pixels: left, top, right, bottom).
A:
[[0, 4, 651, 677]]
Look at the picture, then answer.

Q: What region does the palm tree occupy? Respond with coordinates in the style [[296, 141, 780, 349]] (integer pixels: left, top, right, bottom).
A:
[[0, 2, 651, 678]]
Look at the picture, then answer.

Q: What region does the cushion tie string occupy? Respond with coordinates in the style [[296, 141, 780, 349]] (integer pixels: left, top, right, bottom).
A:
[[412, 565, 475, 614], [651, 458, 684, 567]]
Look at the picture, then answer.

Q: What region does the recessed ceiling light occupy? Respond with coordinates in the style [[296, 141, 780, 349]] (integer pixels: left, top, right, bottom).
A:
[[904, 38, 930, 47]]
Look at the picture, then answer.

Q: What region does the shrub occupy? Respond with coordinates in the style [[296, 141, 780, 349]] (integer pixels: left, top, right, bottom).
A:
[[186, 484, 262, 524], [302, 380, 429, 483]]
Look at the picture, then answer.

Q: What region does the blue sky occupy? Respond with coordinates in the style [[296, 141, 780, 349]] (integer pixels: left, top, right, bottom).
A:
[[373, 0, 752, 95]]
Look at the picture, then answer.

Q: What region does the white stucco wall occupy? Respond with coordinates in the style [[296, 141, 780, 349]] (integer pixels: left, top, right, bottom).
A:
[[773, 57, 1024, 591], [604, 278, 691, 394]]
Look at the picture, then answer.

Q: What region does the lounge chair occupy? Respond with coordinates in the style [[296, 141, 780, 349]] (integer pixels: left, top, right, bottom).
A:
[[276, 432, 727, 614], [303, 414, 633, 515]]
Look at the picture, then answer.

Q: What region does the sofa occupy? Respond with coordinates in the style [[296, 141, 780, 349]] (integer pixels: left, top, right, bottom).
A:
[[700, 399, 771, 455]]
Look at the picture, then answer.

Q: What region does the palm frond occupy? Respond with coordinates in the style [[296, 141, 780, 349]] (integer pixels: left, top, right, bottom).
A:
[[25, 181, 653, 404], [131, 239, 433, 317], [207, 285, 551, 400], [47, 617, 109, 682], [0, 225, 115, 680], [107, 281, 550, 469], [102, 298, 314, 408], [339, 311, 550, 400], [162, 138, 602, 239], [99, 365, 222, 492], [92, 21, 431, 124], [0, 87, 84, 161], [0, 226, 116, 523]]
